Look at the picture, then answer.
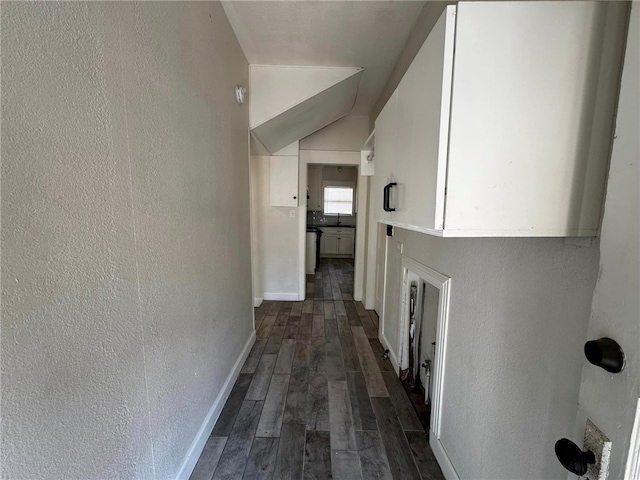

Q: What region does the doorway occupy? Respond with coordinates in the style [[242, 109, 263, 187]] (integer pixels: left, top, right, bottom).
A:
[[396, 256, 453, 474], [299, 150, 368, 301], [399, 272, 441, 430]]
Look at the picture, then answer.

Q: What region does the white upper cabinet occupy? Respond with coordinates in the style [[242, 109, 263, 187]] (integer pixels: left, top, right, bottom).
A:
[[270, 155, 299, 207], [373, 89, 399, 225], [394, 6, 454, 232], [373, 2, 628, 237]]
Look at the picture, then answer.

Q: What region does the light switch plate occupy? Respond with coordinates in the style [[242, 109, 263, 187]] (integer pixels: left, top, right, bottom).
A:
[[582, 419, 611, 480]]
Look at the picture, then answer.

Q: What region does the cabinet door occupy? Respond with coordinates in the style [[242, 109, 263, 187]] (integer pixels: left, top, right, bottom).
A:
[[307, 165, 323, 211], [338, 234, 354, 256], [321, 234, 339, 255], [373, 90, 399, 224], [394, 6, 455, 232], [444, 2, 621, 235], [270, 156, 299, 207]]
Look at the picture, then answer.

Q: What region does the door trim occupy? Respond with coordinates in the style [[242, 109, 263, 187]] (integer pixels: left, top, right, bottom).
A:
[[398, 256, 451, 438], [400, 256, 456, 478], [430, 430, 460, 480], [298, 150, 363, 301], [625, 397, 640, 479]]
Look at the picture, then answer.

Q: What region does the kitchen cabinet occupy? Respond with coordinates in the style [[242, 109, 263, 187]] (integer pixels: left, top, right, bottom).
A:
[[337, 233, 354, 256], [320, 233, 339, 256], [307, 165, 323, 211], [373, 2, 627, 237], [320, 228, 355, 258], [270, 155, 299, 207]]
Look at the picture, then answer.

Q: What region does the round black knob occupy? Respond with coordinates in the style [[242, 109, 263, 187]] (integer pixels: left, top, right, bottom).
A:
[[554, 438, 595, 475], [293, 196, 297, 199], [584, 337, 625, 373]]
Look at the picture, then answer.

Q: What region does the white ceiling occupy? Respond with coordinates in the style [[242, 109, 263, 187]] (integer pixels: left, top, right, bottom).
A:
[[221, 1, 426, 115]]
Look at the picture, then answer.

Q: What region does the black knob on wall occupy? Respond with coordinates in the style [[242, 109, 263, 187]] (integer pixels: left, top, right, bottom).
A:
[[554, 438, 595, 476], [584, 337, 625, 373]]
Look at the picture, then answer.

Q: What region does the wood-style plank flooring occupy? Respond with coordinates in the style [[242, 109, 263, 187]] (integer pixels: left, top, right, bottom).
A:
[[191, 259, 444, 480]]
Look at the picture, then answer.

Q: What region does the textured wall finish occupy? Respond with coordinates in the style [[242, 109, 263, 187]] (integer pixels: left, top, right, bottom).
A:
[[222, 1, 425, 115], [576, 5, 639, 478], [382, 230, 599, 478], [369, 1, 453, 130], [1, 2, 252, 479], [321, 166, 358, 183], [300, 115, 370, 152], [250, 155, 299, 301]]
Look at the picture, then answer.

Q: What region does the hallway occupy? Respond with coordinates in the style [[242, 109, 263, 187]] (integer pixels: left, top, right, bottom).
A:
[[190, 260, 444, 480]]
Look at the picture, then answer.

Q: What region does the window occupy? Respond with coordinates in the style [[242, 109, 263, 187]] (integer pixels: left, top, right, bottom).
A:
[[323, 185, 354, 215]]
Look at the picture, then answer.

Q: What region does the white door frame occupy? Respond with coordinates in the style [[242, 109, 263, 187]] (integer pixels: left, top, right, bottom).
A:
[[398, 256, 459, 480], [298, 150, 366, 301], [625, 397, 640, 479]]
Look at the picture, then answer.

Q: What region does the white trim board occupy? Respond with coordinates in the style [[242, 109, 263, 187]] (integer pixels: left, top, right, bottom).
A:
[[353, 176, 369, 302], [253, 297, 263, 307], [430, 430, 461, 480], [378, 233, 389, 348], [298, 149, 366, 305], [625, 397, 640, 480], [175, 331, 256, 480], [380, 219, 600, 238], [398, 256, 452, 439]]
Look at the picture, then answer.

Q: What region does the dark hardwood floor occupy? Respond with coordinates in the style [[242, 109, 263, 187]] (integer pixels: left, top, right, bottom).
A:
[[190, 259, 444, 480]]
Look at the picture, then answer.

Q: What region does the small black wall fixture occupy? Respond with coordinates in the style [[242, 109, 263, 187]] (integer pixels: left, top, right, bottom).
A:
[[584, 337, 625, 373], [554, 438, 595, 476]]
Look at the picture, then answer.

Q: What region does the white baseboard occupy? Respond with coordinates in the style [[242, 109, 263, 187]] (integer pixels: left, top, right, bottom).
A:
[[263, 292, 299, 301], [379, 332, 399, 373], [175, 331, 256, 480], [430, 431, 460, 480], [253, 297, 263, 307]]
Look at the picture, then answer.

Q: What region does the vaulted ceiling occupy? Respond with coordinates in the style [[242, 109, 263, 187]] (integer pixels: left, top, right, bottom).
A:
[[221, 1, 426, 115]]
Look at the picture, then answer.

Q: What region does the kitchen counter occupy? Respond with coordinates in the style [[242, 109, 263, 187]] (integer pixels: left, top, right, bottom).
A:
[[311, 225, 356, 230]]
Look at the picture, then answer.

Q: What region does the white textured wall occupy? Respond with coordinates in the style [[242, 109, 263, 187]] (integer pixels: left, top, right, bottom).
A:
[[300, 115, 369, 152], [369, 2, 453, 130], [247, 66, 361, 129], [251, 114, 369, 303], [575, 5, 639, 478], [321, 166, 358, 183], [1, 3, 252, 479], [382, 230, 599, 478], [250, 155, 300, 301]]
